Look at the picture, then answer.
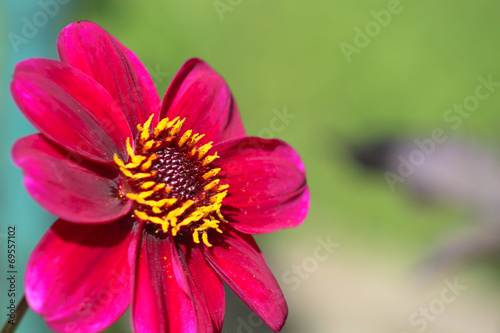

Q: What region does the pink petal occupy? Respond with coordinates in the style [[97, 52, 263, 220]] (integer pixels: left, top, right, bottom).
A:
[[12, 134, 132, 223], [203, 228, 288, 332], [160, 58, 246, 146], [178, 243, 225, 331], [26, 218, 136, 333], [58, 21, 161, 135], [11, 58, 132, 163], [131, 231, 213, 333], [214, 137, 310, 234]]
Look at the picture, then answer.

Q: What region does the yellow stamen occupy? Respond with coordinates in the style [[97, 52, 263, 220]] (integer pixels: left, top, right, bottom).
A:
[[218, 184, 229, 191], [167, 200, 195, 231], [134, 210, 150, 220], [197, 142, 213, 160], [139, 114, 154, 142], [200, 218, 222, 233], [210, 190, 227, 204], [202, 168, 221, 180], [216, 209, 228, 223], [135, 210, 165, 225], [187, 133, 205, 147], [192, 218, 224, 247], [202, 232, 212, 247], [143, 197, 177, 208], [178, 130, 192, 147], [153, 183, 166, 191], [119, 167, 134, 178], [140, 181, 157, 190], [142, 140, 155, 152], [170, 118, 185, 136], [154, 117, 170, 137], [131, 172, 154, 180], [114, 154, 125, 167], [166, 117, 180, 129], [204, 179, 220, 191], [193, 230, 201, 244], [174, 208, 206, 231], [141, 154, 157, 171], [133, 196, 176, 207], [202, 152, 219, 166], [138, 190, 155, 199], [124, 155, 147, 169], [126, 137, 135, 158]]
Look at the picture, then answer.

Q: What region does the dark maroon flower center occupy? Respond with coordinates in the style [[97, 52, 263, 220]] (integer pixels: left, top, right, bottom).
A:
[[114, 115, 228, 246], [148, 147, 203, 201]]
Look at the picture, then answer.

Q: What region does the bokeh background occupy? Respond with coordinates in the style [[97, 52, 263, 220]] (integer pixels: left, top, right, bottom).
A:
[[3, 1, 500, 332]]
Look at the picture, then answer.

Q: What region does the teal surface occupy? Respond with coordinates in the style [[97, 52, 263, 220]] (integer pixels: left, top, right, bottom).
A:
[[1, 2, 73, 333]]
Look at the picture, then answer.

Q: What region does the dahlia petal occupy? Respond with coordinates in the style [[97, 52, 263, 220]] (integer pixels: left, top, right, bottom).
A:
[[131, 231, 212, 333], [26, 218, 135, 333], [179, 243, 225, 331], [214, 137, 310, 234], [160, 58, 246, 145], [58, 21, 161, 135], [203, 228, 287, 332], [11, 58, 132, 163], [12, 134, 131, 223]]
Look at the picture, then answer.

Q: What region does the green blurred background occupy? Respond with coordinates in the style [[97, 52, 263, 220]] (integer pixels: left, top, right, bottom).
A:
[[3, 1, 500, 332]]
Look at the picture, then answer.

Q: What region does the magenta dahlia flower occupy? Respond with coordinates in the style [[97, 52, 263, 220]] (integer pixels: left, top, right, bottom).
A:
[[11, 21, 309, 333]]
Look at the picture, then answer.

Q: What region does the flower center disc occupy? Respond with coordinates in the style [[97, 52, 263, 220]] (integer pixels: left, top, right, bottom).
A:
[[114, 115, 228, 247]]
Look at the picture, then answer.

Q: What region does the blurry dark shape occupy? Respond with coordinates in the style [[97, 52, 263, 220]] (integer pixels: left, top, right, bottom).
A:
[[352, 139, 396, 171], [351, 136, 500, 275]]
